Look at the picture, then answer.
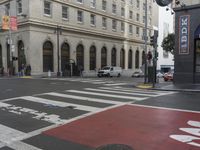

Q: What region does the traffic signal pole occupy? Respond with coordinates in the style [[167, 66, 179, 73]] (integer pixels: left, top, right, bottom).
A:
[[144, 0, 148, 84]]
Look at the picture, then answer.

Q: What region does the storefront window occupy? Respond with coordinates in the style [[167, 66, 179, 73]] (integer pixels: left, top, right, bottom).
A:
[[195, 40, 200, 72]]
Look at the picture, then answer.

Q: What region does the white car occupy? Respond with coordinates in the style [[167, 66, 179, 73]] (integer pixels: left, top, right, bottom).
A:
[[97, 66, 122, 77], [132, 71, 144, 77]]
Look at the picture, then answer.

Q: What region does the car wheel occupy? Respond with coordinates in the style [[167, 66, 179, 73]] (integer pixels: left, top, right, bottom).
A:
[[107, 73, 110, 77], [117, 73, 121, 77]]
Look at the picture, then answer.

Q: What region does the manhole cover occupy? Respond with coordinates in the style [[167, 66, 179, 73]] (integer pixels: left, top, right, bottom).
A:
[[96, 144, 133, 150]]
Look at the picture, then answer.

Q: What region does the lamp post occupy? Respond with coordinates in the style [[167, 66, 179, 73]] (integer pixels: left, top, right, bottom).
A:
[[56, 25, 61, 77], [144, 0, 148, 83]]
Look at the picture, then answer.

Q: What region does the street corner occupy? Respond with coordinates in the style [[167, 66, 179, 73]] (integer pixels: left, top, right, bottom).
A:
[[136, 83, 153, 89], [19, 76, 32, 79], [42, 104, 200, 150]]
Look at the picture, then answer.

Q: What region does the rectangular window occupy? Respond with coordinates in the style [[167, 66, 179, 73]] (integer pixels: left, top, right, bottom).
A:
[[121, 22, 124, 32], [136, 26, 140, 35], [77, 0, 83, 4], [91, 0, 96, 8], [121, 7, 125, 17], [112, 19, 117, 31], [62, 5, 68, 19], [102, 0, 107, 11], [137, 0, 140, 8], [90, 14, 96, 26], [130, 0, 133, 5], [136, 13, 140, 21], [129, 10, 133, 19], [5, 3, 10, 15], [17, 0, 22, 14], [44, 1, 51, 16], [112, 3, 116, 14], [102, 17, 107, 29], [129, 25, 133, 34], [77, 10, 83, 23]]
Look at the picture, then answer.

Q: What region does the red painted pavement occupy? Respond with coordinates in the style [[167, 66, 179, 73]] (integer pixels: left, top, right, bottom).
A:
[[44, 105, 200, 150]]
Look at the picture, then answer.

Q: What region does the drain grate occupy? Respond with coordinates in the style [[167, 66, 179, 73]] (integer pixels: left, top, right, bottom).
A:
[[96, 144, 133, 150]]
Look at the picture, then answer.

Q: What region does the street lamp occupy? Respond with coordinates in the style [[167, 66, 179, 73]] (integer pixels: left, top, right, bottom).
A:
[[55, 25, 62, 77], [144, 0, 148, 83]]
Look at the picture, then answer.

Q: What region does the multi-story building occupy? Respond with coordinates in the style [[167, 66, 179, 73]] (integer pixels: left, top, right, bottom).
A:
[[173, 0, 200, 83], [0, 0, 155, 76]]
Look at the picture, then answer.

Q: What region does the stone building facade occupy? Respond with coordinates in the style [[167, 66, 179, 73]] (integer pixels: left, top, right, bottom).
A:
[[0, 0, 155, 76]]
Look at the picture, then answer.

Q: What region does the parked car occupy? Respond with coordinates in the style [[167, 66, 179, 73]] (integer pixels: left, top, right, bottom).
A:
[[157, 72, 164, 78], [97, 66, 122, 77], [132, 71, 144, 78], [163, 72, 173, 81]]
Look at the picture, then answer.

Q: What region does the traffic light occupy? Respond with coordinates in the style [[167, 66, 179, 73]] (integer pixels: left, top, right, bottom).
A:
[[155, 0, 172, 7], [150, 36, 154, 47], [12, 56, 18, 61], [150, 35, 158, 48], [147, 51, 152, 60]]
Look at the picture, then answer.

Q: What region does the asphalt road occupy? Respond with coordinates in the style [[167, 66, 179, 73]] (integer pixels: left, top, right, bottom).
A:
[[0, 77, 199, 150]]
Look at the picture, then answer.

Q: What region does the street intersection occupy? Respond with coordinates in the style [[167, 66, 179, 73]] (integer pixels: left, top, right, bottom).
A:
[[0, 77, 199, 150]]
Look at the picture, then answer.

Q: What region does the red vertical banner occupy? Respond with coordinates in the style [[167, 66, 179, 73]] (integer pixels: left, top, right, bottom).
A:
[[2, 16, 10, 30], [10, 16, 17, 31]]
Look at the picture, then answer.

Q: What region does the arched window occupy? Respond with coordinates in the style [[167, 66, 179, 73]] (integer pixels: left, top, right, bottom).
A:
[[128, 49, 133, 69], [61, 42, 70, 72], [18, 41, 26, 71], [120, 49, 125, 69], [101, 47, 107, 68], [90, 45, 96, 70], [43, 41, 53, 72], [111, 48, 117, 66], [76, 44, 84, 70], [135, 50, 139, 69], [0, 45, 2, 68], [142, 51, 146, 65]]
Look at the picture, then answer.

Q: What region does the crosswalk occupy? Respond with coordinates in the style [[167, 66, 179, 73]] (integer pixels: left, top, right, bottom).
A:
[[43, 77, 130, 86], [0, 86, 175, 150]]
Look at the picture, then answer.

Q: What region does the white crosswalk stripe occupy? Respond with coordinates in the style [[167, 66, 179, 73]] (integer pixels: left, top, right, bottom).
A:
[[42, 77, 129, 86], [66, 90, 148, 100], [21, 96, 100, 112], [46, 92, 123, 105]]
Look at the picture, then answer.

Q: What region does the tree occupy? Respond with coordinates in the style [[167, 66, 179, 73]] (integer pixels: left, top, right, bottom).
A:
[[161, 33, 175, 55]]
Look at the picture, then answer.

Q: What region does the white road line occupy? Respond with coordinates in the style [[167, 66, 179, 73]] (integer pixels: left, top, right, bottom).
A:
[[9, 141, 43, 150], [91, 81, 113, 84], [0, 124, 26, 145], [110, 86, 176, 95], [46, 92, 123, 105], [128, 103, 200, 114], [99, 87, 162, 95], [80, 80, 103, 82], [85, 88, 157, 97], [66, 90, 147, 101], [104, 83, 128, 86], [21, 96, 100, 112]]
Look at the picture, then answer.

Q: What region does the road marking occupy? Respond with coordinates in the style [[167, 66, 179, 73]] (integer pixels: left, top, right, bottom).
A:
[[129, 103, 200, 114], [67, 90, 147, 101], [110, 86, 176, 95], [46, 92, 123, 105], [0, 124, 26, 144], [85, 88, 158, 97], [9, 141, 43, 150], [22, 96, 100, 112], [104, 83, 128, 86], [0, 101, 66, 125], [170, 120, 200, 148]]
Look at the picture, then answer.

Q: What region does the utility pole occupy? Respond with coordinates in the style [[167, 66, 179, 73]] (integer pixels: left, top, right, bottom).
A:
[[56, 25, 61, 77], [144, 0, 148, 83]]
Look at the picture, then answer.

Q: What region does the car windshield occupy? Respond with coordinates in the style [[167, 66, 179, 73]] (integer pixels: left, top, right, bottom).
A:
[[102, 67, 110, 70]]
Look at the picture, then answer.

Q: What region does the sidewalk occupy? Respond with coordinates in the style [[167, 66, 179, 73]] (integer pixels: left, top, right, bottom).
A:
[[136, 82, 200, 92]]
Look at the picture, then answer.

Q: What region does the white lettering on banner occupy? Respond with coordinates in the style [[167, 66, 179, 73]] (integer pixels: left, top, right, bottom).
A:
[[170, 120, 200, 147], [179, 15, 190, 54]]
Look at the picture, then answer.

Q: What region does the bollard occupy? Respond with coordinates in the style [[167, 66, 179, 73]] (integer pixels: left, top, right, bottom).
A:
[[48, 70, 51, 77]]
